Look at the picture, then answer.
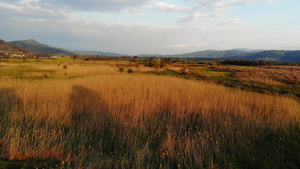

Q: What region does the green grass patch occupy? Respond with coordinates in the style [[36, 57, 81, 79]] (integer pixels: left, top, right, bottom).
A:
[[0, 65, 56, 79]]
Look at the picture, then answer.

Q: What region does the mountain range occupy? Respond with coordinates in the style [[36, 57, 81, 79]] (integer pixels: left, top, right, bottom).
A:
[[8, 39, 126, 56], [139, 49, 300, 62], [1, 39, 299, 62]]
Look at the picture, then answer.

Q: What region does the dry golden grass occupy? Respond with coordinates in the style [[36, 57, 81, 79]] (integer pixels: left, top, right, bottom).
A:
[[0, 63, 299, 168]]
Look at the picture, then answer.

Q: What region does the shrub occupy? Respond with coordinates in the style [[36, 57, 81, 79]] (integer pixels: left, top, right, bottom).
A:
[[127, 68, 134, 73], [119, 67, 125, 72], [84, 57, 89, 61], [63, 65, 67, 69]]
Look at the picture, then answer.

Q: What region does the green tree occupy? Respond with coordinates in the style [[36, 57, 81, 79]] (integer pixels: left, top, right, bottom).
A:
[[149, 58, 161, 68], [131, 56, 138, 63]]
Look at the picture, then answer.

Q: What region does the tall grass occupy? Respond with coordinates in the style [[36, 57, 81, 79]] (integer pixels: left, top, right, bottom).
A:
[[0, 66, 299, 168]]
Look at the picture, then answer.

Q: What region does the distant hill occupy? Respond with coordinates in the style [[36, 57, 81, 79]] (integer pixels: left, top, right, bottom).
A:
[[139, 50, 249, 58], [0, 39, 30, 54], [139, 49, 300, 63], [233, 48, 265, 53], [4, 39, 300, 62], [73, 51, 127, 57], [175, 50, 250, 58], [9, 39, 74, 55], [9, 39, 127, 56], [227, 50, 300, 62]]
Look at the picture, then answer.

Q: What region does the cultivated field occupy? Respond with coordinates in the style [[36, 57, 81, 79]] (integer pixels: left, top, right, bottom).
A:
[[0, 61, 299, 168]]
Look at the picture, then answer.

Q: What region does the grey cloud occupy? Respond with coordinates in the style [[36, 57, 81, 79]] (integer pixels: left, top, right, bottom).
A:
[[0, 1, 69, 22], [43, 0, 152, 12]]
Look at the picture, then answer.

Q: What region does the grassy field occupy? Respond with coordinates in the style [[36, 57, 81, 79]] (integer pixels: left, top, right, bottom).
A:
[[0, 61, 299, 168], [150, 65, 300, 98]]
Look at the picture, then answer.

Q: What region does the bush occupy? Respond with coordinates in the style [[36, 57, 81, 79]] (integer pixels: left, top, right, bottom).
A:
[[119, 67, 125, 72], [127, 68, 133, 73], [63, 65, 67, 69], [84, 57, 89, 61]]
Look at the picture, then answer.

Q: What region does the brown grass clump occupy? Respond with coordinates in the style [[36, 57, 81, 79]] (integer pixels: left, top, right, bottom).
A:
[[0, 64, 299, 168], [219, 65, 300, 85]]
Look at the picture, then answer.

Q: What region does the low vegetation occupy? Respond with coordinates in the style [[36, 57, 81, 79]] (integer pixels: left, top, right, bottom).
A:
[[150, 65, 300, 98], [0, 60, 299, 168]]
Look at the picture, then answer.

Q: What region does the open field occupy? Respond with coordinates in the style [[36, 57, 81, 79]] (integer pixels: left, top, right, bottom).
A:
[[151, 65, 300, 98], [0, 60, 299, 168]]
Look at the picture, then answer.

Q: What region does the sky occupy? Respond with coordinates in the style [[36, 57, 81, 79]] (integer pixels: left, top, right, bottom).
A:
[[0, 0, 299, 55]]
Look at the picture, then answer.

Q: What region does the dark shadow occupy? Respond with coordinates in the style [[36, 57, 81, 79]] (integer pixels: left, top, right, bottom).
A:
[[67, 85, 125, 167], [68, 85, 110, 130], [0, 88, 61, 169], [0, 87, 19, 115], [0, 87, 20, 139]]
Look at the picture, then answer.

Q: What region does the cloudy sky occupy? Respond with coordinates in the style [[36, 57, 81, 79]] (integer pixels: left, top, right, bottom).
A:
[[0, 0, 299, 55]]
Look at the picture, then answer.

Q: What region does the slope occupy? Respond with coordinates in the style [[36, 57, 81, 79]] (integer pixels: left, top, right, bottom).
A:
[[9, 39, 74, 55], [0, 39, 30, 54]]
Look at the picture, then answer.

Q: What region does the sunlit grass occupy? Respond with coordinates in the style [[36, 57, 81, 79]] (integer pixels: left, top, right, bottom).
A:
[[0, 63, 299, 168]]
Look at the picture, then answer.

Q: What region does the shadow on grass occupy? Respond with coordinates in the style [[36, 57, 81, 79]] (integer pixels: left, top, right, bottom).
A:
[[66, 85, 129, 168], [0, 88, 61, 169]]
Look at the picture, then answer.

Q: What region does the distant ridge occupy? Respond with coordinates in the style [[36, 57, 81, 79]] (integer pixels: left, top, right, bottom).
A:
[[8, 39, 127, 56], [9, 39, 74, 55], [232, 50, 300, 62], [73, 51, 127, 57], [0, 39, 31, 54], [3, 38, 300, 62], [139, 49, 300, 62], [139, 50, 249, 58]]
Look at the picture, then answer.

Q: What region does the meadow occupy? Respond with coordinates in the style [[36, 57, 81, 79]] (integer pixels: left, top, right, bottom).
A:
[[0, 60, 299, 168]]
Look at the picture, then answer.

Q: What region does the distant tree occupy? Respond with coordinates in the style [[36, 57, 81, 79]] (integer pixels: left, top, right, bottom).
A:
[[259, 60, 266, 67], [216, 60, 221, 67], [131, 56, 138, 63], [121, 56, 130, 60], [73, 55, 78, 61], [4, 54, 11, 59], [84, 56, 90, 61], [155, 58, 161, 68], [160, 60, 166, 68], [148, 58, 155, 67]]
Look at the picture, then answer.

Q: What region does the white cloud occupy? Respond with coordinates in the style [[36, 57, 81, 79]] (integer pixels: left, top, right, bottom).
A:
[[154, 2, 196, 13]]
